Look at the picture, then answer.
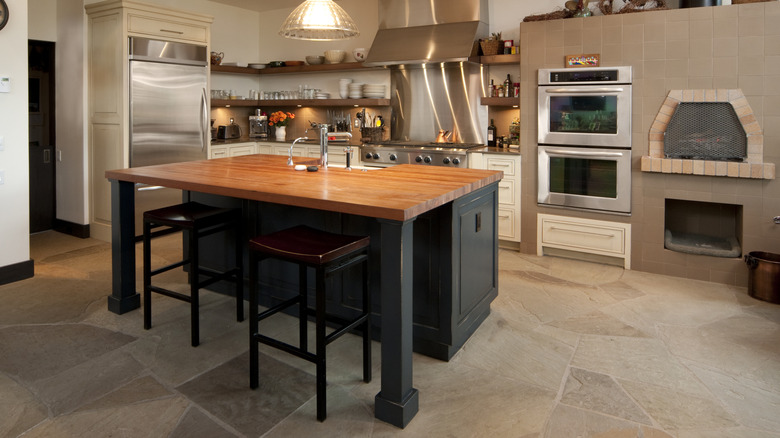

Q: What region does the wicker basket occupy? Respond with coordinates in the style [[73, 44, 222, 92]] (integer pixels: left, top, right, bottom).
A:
[[480, 39, 502, 56], [360, 127, 384, 144]]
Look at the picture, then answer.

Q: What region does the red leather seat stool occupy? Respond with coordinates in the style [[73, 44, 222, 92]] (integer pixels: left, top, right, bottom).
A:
[[248, 225, 371, 422], [143, 201, 244, 347]]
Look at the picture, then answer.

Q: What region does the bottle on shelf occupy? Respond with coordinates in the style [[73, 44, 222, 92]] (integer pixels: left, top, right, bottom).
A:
[[488, 79, 495, 97], [503, 74, 512, 98], [487, 119, 497, 147]]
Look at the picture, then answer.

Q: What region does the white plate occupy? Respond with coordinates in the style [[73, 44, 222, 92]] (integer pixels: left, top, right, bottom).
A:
[[248, 63, 266, 69]]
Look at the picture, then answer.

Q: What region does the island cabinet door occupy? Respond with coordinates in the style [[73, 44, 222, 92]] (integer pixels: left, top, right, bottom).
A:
[[450, 184, 499, 348]]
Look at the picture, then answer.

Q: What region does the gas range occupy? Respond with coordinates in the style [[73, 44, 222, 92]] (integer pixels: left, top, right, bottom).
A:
[[361, 142, 484, 168]]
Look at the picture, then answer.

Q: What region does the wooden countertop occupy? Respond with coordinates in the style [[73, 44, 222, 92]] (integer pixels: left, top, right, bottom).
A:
[[105, 154, 503, 221]]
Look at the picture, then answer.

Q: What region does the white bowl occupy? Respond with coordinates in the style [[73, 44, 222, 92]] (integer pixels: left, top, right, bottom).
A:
[[352, 48, 367, 61], [324, 50, 346, 64], [306, 55, 325, 65]]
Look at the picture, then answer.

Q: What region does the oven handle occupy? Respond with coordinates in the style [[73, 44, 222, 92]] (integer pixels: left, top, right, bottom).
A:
[[545, 149, 625, 158], [544, 87, 625, 94]]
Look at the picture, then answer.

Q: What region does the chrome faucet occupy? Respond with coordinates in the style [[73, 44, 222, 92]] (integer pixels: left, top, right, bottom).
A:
[[288, 137, 308, 166]]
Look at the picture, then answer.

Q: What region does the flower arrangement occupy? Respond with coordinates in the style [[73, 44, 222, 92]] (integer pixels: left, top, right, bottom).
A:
[[268, 111, 295, 127]]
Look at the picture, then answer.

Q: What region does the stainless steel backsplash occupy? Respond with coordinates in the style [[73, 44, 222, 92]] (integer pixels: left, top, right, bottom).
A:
[[389, 62, 487, 144]]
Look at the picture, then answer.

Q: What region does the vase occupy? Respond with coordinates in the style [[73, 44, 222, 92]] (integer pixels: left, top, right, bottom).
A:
[[275, 126, 286, 141]]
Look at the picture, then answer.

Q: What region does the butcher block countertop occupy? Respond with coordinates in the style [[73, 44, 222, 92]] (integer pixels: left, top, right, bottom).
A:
[[105, 154, 503, 222]]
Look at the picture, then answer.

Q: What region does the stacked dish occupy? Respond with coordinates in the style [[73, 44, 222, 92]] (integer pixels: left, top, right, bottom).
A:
[[362, 84, 386, 99], [315, 91, 330, 99], [339, 78, 353, 99], [348, 83, 364, 99]]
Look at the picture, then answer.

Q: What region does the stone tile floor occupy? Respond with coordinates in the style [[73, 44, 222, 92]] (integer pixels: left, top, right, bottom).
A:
[[0, 230, 779, 437]]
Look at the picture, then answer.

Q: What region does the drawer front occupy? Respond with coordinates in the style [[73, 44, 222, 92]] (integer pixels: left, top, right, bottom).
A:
[[272, 145, 306, 157], [210, 147, 227, 159], [541, 218, 626, 255], [486, 157, 515, 176], [497, 180, 515, 206], [128, 14, 208, 43], [497, 207, 516, 239], [229, 145, 256, 156]]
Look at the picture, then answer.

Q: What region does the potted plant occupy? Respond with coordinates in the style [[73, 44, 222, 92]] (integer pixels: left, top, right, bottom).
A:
[[269, 111, 295, 141]]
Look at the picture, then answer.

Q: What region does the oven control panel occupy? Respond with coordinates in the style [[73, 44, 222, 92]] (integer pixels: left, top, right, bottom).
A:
[[362, 148, 468, 168]]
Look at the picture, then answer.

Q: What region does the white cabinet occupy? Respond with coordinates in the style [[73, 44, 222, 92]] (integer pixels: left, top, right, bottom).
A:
[[210, 142, 257, 159], [258, 142, 359, 166], [471, 152, 521, 244], [537, 214, 631, 269], [85, 1, 212, 241]]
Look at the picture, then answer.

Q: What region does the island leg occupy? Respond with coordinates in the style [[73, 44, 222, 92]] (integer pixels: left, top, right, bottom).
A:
[[374, 218, 419, 428], [107, 179, 140, 314]]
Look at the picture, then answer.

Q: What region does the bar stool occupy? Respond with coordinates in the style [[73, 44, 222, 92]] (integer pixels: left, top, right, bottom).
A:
[[143, 201, 244, 347], [248, 225, 371, 422]]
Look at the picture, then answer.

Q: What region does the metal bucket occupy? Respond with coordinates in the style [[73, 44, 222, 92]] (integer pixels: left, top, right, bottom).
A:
[[744, 252, 780, 304]]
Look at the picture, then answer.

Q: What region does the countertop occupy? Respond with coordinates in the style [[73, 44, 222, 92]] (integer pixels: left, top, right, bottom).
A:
[[106, 154, 503, 221], [212, 138, 522, 155]]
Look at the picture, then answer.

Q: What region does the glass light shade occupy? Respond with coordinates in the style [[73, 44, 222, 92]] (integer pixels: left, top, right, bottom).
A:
[[279, 0, 359, 41]]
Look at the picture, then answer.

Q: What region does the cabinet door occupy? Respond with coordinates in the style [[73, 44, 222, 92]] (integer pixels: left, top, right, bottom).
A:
[[127, 13, 208, 43], [497, 207, 516, 239], [228, 144, 256, 156]]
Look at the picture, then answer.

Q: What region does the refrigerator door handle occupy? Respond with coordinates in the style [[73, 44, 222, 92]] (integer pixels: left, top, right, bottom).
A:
[[201, 87, 209, 154]]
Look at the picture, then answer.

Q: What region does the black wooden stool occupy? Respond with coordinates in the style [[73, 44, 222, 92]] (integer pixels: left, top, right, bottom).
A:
[[143, 201, 243, 347], [248, 225, 371, 422]]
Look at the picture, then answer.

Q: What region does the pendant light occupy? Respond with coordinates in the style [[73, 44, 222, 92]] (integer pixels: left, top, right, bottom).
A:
[[279, 0, 359, 41]]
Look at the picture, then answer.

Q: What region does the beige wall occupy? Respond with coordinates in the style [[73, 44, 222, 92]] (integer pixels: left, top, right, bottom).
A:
[[519, 2, 780, 286], [0, 0, 31, 267]]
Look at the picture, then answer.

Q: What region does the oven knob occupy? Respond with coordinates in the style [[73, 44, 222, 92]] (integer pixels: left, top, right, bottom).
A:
[[389, 154, 398, 161], [372, 153, 380, 160], [443, 157, 451, 164], [365, 152, 373, 160], [424, 156, 432, 164], [452, 157, 461, 165], [415, 156, 423, 163]]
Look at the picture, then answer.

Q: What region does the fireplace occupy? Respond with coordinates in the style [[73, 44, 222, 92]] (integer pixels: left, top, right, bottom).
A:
[[664, 102, 746, 162], [641, 89, 774, 180], [664, 199, 742, 259]]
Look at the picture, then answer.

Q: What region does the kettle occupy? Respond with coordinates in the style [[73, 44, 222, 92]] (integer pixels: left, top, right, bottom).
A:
[[435, 130, 452, 143]]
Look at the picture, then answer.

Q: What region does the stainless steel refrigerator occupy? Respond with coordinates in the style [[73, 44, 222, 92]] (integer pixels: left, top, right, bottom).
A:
[[129, 36, 209, 235]]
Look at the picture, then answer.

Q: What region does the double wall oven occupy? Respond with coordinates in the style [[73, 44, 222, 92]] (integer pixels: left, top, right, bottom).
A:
[[537, 66, 632, 215]]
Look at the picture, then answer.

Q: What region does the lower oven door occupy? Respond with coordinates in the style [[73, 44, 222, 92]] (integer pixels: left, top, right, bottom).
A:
[[538, 145, 631, 214]]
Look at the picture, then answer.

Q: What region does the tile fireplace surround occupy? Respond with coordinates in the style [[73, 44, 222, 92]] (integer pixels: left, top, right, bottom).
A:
[[641, 88, 775, 179], [518, 2, 780, 286]]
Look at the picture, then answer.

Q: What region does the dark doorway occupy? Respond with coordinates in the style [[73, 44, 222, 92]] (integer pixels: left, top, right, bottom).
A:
[[29, 40, 56, 233]]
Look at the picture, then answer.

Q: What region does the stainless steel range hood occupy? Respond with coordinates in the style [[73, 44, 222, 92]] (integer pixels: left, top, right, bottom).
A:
[[363, 0, 489, 66]]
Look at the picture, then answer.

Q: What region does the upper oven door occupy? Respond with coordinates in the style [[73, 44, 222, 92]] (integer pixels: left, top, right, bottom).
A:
[[538, 84, 631, 148]]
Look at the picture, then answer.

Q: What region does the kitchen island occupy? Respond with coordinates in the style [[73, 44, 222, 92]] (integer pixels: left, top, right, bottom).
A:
[[105, 154, 502, 428]]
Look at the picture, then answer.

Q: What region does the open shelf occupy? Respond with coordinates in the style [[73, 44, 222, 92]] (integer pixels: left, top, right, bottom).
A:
[[211, 98, 390, 108], [469, 54, 522, 65], [481, 97, 519, 107], [211, 62, 382, 76]]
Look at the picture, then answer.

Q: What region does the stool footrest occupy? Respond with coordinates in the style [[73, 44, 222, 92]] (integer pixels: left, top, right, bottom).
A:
[[253, 333, 317, 364], [148, 285, 192, 303], [256, 295, 301, 322], [150, 260, 188, 277], [196, 267, 241, 290]]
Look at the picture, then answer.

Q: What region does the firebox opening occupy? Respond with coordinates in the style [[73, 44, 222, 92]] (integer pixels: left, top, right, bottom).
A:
[[664, 102, 747, 162], [664, 199, 742, 258]]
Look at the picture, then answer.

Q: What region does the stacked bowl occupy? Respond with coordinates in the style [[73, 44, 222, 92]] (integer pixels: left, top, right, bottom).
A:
[[348, 83, 364, 99], [362, 84, 386, 99], [339, 78, 353, 99]]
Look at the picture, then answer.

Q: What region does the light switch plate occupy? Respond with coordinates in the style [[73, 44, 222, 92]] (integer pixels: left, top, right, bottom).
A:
[[0, 77, 9, 93], [0, 135, 4, 151]]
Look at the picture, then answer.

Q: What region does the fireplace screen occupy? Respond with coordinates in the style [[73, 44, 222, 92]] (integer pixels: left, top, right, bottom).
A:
[[664, 102, 746, 161]]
